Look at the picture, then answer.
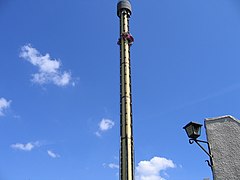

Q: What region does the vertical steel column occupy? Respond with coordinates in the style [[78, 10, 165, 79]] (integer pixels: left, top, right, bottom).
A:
[[117, 1, 134, 180]]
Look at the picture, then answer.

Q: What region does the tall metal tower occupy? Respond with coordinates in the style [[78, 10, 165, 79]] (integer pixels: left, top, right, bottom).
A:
[[117, 1, 135, 180]]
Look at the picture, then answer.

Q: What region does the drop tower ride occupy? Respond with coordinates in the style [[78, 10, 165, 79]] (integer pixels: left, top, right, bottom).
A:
[[117, 1, 135, 180]]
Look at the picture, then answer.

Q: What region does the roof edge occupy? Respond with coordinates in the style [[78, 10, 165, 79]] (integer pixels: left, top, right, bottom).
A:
[[205, 115, 238, 121], [205, 115, 240, 125]]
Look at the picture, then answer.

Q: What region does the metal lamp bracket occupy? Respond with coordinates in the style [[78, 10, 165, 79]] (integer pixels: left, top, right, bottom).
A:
[[189, 138, 214, 169]]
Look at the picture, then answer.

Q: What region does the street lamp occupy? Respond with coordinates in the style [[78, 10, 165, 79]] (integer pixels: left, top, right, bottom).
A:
[[183, 122, 213, 169], [183, 121, 202, 139]]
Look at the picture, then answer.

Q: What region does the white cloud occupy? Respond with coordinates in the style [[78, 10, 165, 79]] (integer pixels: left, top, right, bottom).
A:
[[11, 141, 40, 151], [95, 118, 115, 137], [109, 163, 119, 169], [0, 98, 11, 116], [99, 119, 114, 131], [136, 157, 176, 180], [103, 163, 119, 169], [19, 44, 74, 87], [47, 150, 60, 158]]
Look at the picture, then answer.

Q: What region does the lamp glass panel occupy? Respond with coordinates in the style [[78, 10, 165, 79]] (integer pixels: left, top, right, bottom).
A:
[[193, 125, 201, 136], [185, 125, 193, 137]]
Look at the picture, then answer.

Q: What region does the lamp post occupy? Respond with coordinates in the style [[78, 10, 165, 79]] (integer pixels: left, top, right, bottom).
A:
[[183, 122, 214, 170]]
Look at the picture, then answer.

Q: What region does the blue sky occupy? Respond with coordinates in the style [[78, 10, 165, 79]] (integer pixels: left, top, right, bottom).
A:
[[1, 0, 240, 179]]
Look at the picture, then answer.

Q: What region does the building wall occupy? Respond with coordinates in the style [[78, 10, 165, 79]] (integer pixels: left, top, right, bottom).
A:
[[205, 115, 240, 180]]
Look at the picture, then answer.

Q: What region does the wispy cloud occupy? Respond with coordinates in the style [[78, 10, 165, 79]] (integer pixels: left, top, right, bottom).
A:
[[108, 163, 119, 169], [136, 156, 176, 180], [95, 118, 114, 137], [19, 44, 74, 87], [0, 98, 11, 116], [11, 141, 41, 151], [103, 163, 119, 169], [47, 150, 60, 158]]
